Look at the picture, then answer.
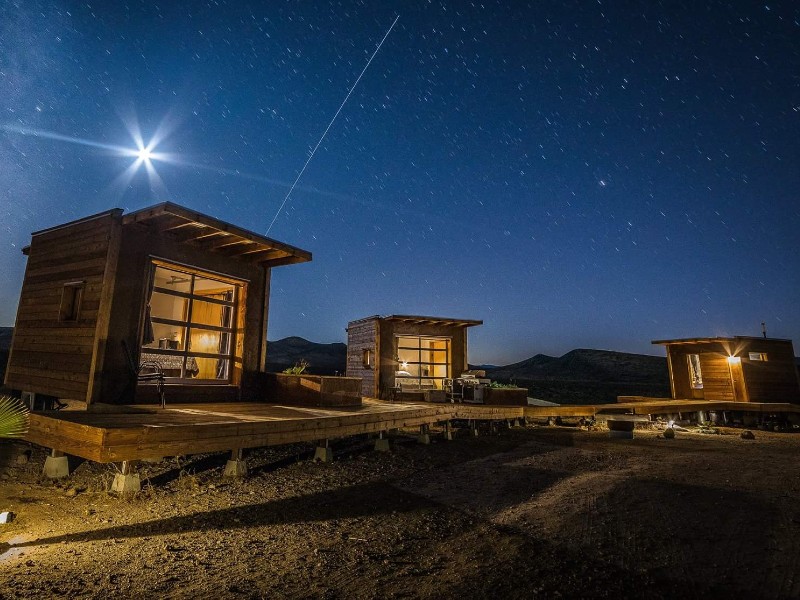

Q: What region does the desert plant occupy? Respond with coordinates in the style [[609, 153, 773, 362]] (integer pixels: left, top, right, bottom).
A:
[[489, 381, 517, 388], [282, 359, 309, 375], [0, 396, 30, 438]]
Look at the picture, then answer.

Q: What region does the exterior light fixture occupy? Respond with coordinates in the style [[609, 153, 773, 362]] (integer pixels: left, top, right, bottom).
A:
[[727, 356, 741, 365]]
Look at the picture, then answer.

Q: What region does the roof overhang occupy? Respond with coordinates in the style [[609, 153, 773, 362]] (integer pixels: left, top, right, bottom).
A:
[[122, 202, 311, 268], [351, 314, 483, 328], [652, 336, 791, 345]]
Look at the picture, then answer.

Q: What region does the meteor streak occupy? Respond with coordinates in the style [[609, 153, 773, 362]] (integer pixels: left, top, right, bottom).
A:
[[265, 14, 400, 235]]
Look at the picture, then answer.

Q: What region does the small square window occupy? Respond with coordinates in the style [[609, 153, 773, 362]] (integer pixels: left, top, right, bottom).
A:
[[748, 352, 768, 361], [59, 281, 85, 322]]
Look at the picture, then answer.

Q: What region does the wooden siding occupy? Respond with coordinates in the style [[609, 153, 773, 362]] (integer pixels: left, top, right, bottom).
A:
[[698, 352, 735, 401], [346, 319, 377, 398], [740, 339, 800, 403], [5, 211, 120, 401], [663, 339, 800, 403]]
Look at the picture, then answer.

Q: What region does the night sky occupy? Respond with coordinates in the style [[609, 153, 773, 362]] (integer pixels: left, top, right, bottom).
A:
[[1, 1, 798, 365]]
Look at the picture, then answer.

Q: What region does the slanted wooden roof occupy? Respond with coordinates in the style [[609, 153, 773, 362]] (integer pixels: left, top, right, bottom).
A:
[[652, 336, 791, 345], [350, 314, 483, 328], [122, 202, 312, 268]]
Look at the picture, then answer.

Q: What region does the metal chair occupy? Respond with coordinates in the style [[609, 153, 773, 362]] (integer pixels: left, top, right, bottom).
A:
[[122, 340, 166, 408]]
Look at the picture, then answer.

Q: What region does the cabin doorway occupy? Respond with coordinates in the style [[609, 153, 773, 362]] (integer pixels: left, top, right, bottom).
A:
[[728, 358, 748, 402], [687, 354, 704, 399]]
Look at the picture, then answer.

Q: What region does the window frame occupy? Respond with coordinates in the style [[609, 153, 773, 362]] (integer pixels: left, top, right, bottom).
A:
[[362, 348, 373, 369], [394, 335, 451, 389], [58, 281, 85, 322], [142, 261, 243, 384]]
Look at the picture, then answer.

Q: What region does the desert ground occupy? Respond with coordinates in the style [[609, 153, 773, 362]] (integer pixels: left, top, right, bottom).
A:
[[1, 423, 798, 599]]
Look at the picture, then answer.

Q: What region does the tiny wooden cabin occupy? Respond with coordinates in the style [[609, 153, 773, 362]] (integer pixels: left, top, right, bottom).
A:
[[346, 314, 482, 399], [4, 202, 311, 407], [653, 336, 800, 403]]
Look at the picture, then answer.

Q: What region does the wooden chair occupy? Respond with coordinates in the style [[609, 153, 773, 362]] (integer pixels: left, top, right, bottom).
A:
[[122, 340, 166, 408]]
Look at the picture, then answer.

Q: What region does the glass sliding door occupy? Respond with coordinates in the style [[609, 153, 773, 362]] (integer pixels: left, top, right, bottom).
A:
[[395, 335, 451, 389], [142, 262, 241, 382]]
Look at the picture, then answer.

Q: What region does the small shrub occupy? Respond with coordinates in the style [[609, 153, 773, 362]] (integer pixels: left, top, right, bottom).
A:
[[283, 359, 309, 375]]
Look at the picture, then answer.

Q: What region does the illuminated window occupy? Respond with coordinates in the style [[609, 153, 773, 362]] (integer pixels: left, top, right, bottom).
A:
[[142, 262, 242, 381], [59, 281, 84, 322], [687, 354, 703, 389], [395, 335, 451, 389], [362, 349, 373, 368], [748, 352, 768, 361]]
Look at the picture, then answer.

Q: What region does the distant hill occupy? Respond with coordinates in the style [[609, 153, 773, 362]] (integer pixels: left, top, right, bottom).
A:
[[265, 336, 347, 376], [0, 327, 12, 351], [0, 327, 11, 390], [483, 348, 671, 404], [487, 348, 668, 383]]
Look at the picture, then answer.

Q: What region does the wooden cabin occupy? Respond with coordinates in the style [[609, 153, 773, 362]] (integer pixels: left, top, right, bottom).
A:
[[4, 202, 311, 407], [653, 336, 800, 403], [346, 314, 482, 399]]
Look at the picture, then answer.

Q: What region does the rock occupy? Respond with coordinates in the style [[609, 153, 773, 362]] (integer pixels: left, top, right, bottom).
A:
[[663, 428, 675, 439], [741, 430, 755, 440], [0, 511, 15, 524]]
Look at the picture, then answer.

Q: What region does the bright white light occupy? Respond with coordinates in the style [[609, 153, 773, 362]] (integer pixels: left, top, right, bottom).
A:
[[137, 146, 153, 162]]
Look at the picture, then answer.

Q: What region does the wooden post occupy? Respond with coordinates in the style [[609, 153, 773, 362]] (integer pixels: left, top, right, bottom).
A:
[[443, 420, 453, 441], [87, 212, 123, 405]]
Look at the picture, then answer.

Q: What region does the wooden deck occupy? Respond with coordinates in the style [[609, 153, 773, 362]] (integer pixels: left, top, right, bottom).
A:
[[24, 398, 799, 464], [524, 399, 800, 419], [26, 400, 464, 463]]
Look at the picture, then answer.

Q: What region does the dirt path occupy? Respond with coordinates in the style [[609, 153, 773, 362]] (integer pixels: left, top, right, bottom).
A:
[[1, 425, 798, 598]]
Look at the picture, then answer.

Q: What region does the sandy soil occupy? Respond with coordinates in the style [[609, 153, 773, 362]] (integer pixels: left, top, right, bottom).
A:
[[1, 423, 799, 599]]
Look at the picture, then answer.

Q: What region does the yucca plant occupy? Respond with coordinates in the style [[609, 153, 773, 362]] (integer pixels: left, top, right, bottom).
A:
[[282, 359, 309, 375], [0, 396, 30, 438]]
